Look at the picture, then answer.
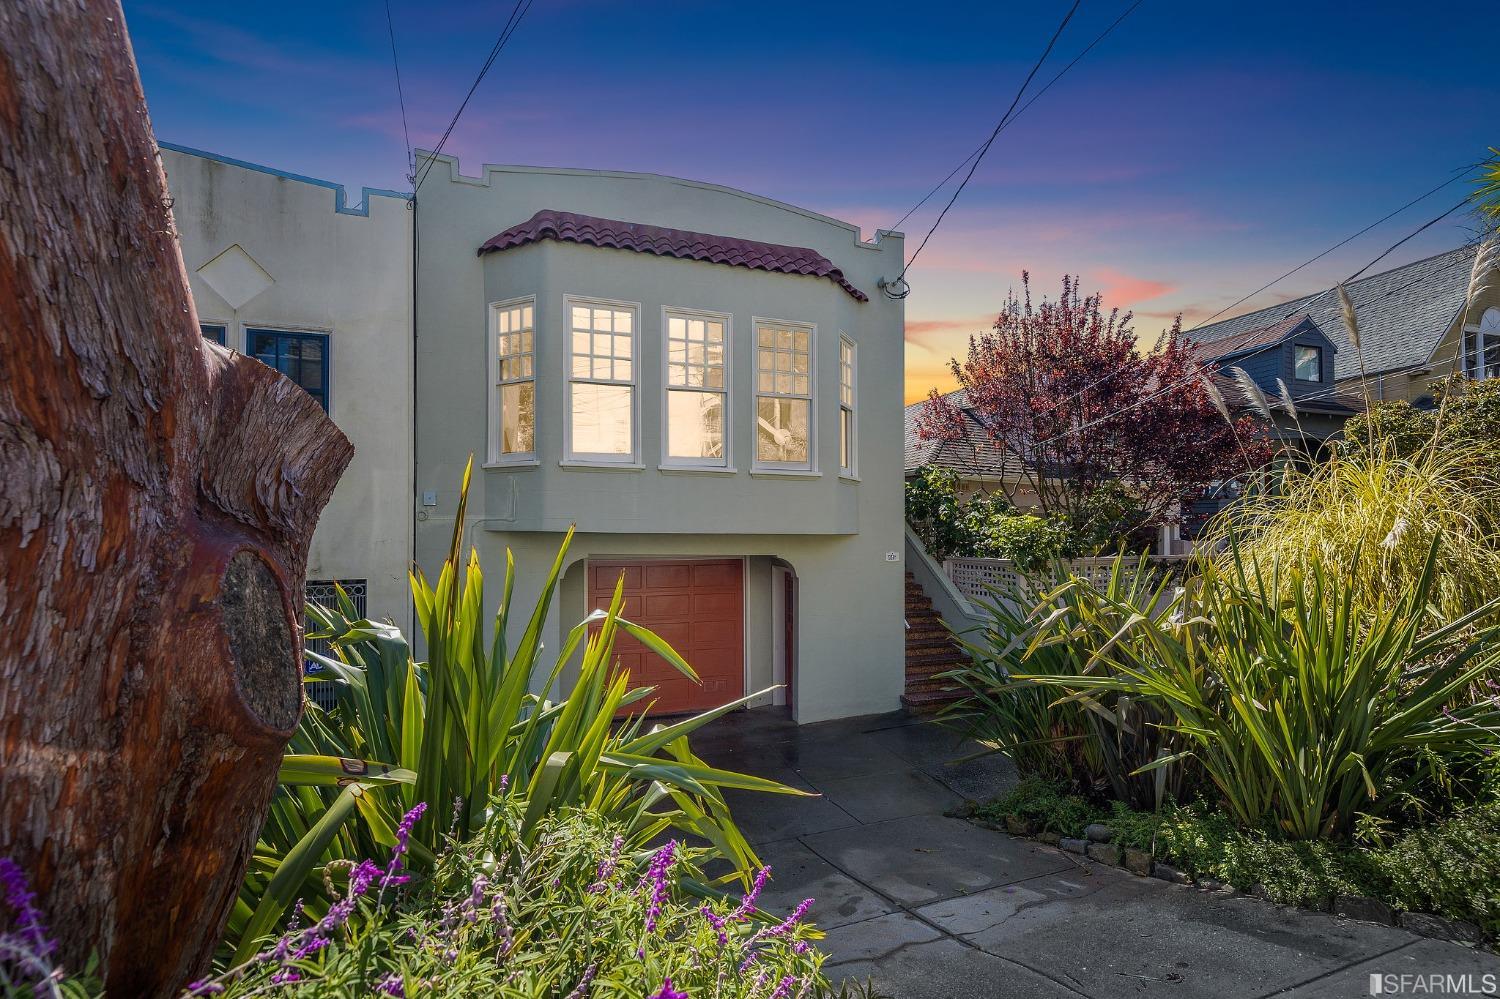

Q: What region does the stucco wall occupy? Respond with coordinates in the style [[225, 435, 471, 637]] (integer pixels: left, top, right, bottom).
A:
[[413, 155, 906, 722], [161, 146, 414, 636]]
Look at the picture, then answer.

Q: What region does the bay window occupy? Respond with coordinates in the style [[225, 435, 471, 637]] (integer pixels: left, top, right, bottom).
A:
[[490, 298, 535, 462], [754, 320, 813, 469], [567, 296, 638, 462], [664, 308, 729, 466]]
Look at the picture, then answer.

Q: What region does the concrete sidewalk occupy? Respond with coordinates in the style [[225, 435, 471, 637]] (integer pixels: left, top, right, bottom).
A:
[[696, 708, 1500, 999]]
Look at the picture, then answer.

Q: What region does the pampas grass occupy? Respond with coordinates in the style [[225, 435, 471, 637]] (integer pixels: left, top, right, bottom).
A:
[[1204, 440, 1500, 620]]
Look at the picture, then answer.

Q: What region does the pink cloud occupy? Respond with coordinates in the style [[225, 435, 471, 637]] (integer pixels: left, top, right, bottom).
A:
[[1088, 267, 1175, 310]]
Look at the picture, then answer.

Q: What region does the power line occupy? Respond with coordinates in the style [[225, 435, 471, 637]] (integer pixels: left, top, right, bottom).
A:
[[1025, 196, 1479, 453], [891, 0, 1145, 235], [383, 0, 414, 183], [1014, 157, 1496, 423], [413, 0, 535, 192], [896, 0, 1083, 283]]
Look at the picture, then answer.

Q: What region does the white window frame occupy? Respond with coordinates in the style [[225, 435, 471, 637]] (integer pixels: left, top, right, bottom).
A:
[[487, 295, 538, 466], [660, 306, 734, 471], [1464, 308, 1500, 381], [751, 317, 817, 474], [563, 294, 641, 466], [838, 334, 857, 478]]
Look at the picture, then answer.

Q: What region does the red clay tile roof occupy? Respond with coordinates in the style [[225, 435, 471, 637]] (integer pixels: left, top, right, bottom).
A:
[[477, 209, 869, 302]]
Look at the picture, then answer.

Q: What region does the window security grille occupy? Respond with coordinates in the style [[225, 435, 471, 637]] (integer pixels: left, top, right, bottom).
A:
[[303, 579, 368, 712]]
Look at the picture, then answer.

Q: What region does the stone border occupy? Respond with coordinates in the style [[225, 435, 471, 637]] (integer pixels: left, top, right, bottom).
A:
[[977, 813, 1490, 949]]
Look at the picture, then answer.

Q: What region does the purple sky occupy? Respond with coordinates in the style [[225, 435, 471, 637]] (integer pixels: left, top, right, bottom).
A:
[[125, 0, 1499, 400]]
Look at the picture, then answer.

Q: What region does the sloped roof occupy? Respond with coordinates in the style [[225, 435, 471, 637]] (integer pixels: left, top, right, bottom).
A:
[[478, 209, 868, 302], [1183, 245, 1475, 380], [1185, 312, 1313, 364], [904, 391, 1028, 478]]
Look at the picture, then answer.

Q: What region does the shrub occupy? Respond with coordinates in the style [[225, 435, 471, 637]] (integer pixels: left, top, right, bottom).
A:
[[229, 460, 802, 960], [905, 466, 984, 562], [976, 777, 1102, 837], [970, 514, 1067, 571], [5, 804, 839, 997], [943, 555, 1195, 808], [1022, 541, 1500, 838], [1228, 431, 1500, 620]]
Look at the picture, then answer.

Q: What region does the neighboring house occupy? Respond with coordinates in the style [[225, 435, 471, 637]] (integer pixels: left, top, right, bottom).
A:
[[1184, 244, 1486, 416], [903, 390, 1041, 506], [414, 155, 907, 724], [1185, 311, 1357, 443], [160, 144, 415, 643], [163, 143, 908, 724]]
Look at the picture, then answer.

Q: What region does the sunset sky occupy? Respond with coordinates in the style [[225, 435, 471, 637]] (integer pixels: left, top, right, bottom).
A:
[[126, 0, 1499, 402]]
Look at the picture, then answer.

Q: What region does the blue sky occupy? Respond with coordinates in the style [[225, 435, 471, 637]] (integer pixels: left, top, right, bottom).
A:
[[125, 0, 1500, 399]]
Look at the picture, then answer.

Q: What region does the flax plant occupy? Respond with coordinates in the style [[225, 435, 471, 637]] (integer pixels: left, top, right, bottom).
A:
[[1020, 541, 1500, 839], [227, 459, 802, 960]]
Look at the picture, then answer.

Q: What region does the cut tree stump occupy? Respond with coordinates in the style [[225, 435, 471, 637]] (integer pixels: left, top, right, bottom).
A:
[[0, 2, 354, 995]]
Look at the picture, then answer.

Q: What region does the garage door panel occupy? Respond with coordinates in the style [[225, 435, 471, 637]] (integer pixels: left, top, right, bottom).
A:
[[588, 558, 743, 716], [643, 592, 693, 617], [644, 563, 694, 588]]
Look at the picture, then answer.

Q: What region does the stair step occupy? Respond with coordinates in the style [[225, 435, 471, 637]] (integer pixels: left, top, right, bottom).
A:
[[900, 689, 967, 715], [906, 647, 969, 665]]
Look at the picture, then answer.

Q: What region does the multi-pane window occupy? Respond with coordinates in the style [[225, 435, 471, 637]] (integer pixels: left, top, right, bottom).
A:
[[568, 298, 637, 460], [755, 321, 812, 468], [838, 335, 856, 475], [1293, 344, 1322, 382], [492, 299, 536, 460], [200, 323, 226, 345], [1465, 309, 1500, 380], [665, 310, 728, 465], [247, 328, 329, 412]]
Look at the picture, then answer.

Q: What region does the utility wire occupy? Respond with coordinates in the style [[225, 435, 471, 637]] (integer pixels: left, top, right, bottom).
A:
[[413, 0, 535, 192], [1014, 156, 1497, 422], [891, 0, 1145, 235], [1024, 196, 1478, 453], [897, 0, 1082, 281], [384, 0, 414, 183]]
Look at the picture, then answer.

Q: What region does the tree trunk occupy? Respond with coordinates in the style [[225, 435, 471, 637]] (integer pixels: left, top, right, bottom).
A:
[[0, 2, 354, 995]]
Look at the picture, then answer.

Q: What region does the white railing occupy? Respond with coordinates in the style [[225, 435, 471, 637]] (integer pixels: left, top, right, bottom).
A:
[[942, 555, 1189, 602]]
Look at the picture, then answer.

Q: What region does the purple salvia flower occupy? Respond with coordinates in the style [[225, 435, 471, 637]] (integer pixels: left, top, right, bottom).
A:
[[0, 858, 55, 959], [563, 964, 597, 999], [589, 835, 624, 893], [383, 802, 427, 889], [270, 968, 301, 985], [699, 905, 730, 945], [733, 866, 770, 921], [792, 940, 809, 955], [642, 841, 677, 935], [375, 973, 405, 997], [648, 979, 688, 999], [770, 975, 797, 999], [762, 898, 814, 940]]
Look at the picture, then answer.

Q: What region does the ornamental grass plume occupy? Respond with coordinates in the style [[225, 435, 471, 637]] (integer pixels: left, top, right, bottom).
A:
[[1205, 439, 1500, 620]]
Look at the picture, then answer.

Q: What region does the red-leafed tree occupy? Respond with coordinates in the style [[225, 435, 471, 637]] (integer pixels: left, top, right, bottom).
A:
[[916, 273, 1269, 542]]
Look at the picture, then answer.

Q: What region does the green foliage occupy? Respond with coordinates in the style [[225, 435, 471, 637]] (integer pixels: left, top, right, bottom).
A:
[[229, 460, 803, 960], [1063, 482, 1148, 556], [970, 514, 1066, 572], [1213, 441, 1500, 621], [942, 554, 1194, 809], [1340, 402, 1437, 461], [904, 466, 977, 562], [1021, 542, 1500, 839], [976, 777, 1102, 837], [974, 781, 1500, 935], [211, 806, 828, 997]]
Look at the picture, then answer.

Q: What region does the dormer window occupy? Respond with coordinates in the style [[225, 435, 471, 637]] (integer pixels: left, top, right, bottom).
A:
[[1294, 344, 1322, 382]]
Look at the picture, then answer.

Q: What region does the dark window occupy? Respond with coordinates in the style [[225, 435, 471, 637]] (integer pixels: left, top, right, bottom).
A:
[[1293, 344, 1322, 382], [200, 323, 226, 345], [246, 328, 330, 411]]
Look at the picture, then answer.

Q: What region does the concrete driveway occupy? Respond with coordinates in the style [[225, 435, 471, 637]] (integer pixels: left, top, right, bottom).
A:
[[695, 708, 1500, 999]]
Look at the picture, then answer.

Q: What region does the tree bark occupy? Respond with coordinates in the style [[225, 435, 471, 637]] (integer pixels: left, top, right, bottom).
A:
[[0, 2, 354, 995]]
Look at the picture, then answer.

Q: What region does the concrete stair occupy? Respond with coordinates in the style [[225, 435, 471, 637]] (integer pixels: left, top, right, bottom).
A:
[[900, 572, 968, 715]]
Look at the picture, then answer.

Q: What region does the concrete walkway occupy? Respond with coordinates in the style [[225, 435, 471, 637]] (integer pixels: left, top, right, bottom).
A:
[[697, 708, 1500, 999]]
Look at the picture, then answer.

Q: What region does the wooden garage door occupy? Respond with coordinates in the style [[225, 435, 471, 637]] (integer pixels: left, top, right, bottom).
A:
[[588, 559, 744, 716]]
